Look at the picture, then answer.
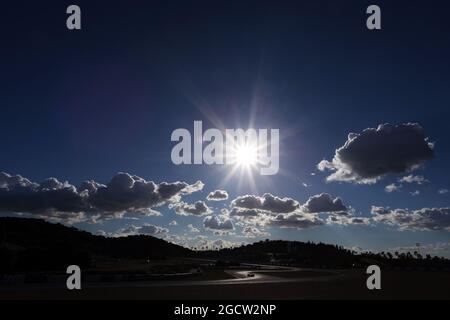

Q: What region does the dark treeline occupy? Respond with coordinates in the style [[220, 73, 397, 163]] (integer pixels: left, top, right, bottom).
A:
[[1, 217, 449, 273], [0, 217, 191, 273], [199, 240, 450, 270]]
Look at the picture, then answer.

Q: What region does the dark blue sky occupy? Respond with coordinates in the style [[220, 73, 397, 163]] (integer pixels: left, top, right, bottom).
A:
[[1, 1, 450, 255]]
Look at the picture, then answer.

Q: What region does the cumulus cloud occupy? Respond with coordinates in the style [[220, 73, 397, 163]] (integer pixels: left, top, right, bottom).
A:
[[227, 207, 270, 227], [302, 193, 347, 215], [180, 180, 204, 194], [327, 215, 371, 226], [114, 223, 169, 237], [194, 237, 239, 250], [438, 189, 449, 195], [206, 190, 229, 201], [0, 172, 86, 215], [169, 220, 178, 226], [203, 215, 234, 231], [139, 224, 170, 235], [96, 230, 107, 236], [371, 206, 391, 215], [318, 123, 434, 184], [231, 193, 299, 213], [228, 193, 357, 229], [187, 224, 200, 233], [385, 175, 427, 193], [371, 206, 450, 231], [267, 212, 324, 229], [0, 171, 203, 223], [172, 201, 212, 216], [399, 175, 427, 185], [229, 207, 260, 218], [242, 226, 270, 238], [385, 183, 401, 193]]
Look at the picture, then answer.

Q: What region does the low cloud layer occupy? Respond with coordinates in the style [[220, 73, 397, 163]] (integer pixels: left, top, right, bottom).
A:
[[0, 172, 203, 223], [371, 206, 450, 231], [318, 123, 434, 184], [327, 215, 371, 226], [114, 223, 169, 237], [227, 193, 361, 229]]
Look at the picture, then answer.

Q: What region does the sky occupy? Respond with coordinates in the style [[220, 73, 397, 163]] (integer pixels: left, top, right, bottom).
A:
[[1, 1, 450, 256]]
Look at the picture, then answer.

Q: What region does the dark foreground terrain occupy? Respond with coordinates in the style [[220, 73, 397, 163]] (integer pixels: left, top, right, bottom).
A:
[[1, 269, 449, 300], [1, 218, 449, 300]]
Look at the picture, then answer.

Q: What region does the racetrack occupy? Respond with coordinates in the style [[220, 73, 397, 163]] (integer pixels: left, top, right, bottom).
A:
[[1, 265, 449, 300]]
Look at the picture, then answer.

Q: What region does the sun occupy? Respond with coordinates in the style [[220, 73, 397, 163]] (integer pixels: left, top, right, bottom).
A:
[[234, 143, 258, 167]]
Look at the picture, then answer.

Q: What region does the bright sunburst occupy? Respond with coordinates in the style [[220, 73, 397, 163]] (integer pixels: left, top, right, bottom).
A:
[[234, 144, 258, 167]]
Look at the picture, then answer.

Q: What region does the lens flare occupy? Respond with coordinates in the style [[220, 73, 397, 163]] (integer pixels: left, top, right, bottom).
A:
[[234, 144, 258, 167]]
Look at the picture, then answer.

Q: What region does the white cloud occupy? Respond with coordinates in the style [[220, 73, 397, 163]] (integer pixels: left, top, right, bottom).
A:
[[203, 215, 234, 231], [187, 224, 200, 233], [206, 190, 229, 201], [371, 206, 450, 231], [113, 223, 169, 237], [326, 215, 371, 226], [241, 226, 270, 238], [0, 171, 204, 224], [231, 193, 299, 213], [301, 193, 347, 214], [399, 175, 427, 185], [318, 123, 434, 184], [268, 212, 325, 229], [385, 183, 401, 193], [171, 201, 212, 216]]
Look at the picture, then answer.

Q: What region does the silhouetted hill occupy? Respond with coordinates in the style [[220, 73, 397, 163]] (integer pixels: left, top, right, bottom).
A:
[[203, 239, 450, 270], [1, 218, 449, 273], [201, 240, 358, 268], [0, 217, 191, 272]]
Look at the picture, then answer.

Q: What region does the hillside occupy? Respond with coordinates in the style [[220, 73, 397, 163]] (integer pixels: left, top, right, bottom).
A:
[[201, 240, 450, 270], [1, 217, 449, 273], [200, 239, 358, 267], [0, 217, 191, 272]]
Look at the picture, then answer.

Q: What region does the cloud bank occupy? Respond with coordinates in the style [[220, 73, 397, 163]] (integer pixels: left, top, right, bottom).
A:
[[0, 171, 203, 223], [371, 206, 450, 231]]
